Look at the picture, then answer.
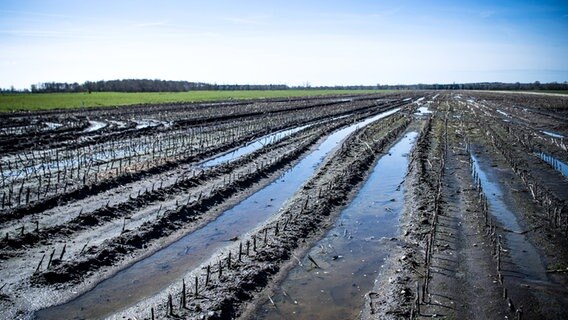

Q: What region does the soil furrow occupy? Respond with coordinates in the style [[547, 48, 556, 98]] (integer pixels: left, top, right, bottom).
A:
[[115, 108, 413, 320]]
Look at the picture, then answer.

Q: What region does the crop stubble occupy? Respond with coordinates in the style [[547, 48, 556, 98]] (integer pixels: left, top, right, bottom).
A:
[[0, 91, 567, 319]]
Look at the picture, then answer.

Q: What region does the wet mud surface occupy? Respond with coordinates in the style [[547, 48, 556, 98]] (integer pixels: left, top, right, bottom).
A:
[[363, 92, 568, 320], [1, 91, 567, 320], [254, 131, 419, 320]]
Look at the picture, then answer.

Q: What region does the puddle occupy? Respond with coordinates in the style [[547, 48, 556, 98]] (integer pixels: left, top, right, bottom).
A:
[[470, 154, 547, 281], [133, 119, 171, 129], [200, 123, 314, 167], [201, 115, 352, 168], [256, 132, 418, 320], [415, 106, 432, 115], [535, 152, 568, 178], [35, 108, 401, 319], [43, 122, 63, 130], [541, 130, 565, 139], [414, 97, 425, 105], [108, 120, 127, 128], [496, 110, 510, 117], [83, 120, 107, 133]]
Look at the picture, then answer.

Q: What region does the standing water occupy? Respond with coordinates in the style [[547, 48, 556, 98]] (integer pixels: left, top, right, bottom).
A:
[[470, 154, 547, 280], [35, 108, 401, 319], [541, 130, 565, 139], [535, 152, 568, 178], [200, 123, 314, 167], [256, 132, 418, 320], [83, 120, 107, 133]]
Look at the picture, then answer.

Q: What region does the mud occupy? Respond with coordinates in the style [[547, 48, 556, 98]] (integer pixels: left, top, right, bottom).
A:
[[113, 105, 414, 320], [1, 91, 567, 320], [364, 92, 568, 320]]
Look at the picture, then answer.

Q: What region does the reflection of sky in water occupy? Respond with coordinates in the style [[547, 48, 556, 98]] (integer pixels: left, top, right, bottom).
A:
[[36, 107, 401, 320], [257, 132, 418, 320], [83, 120, 107, 132], [541, 130, 564, 139], [470, 153, 547, 281], [535, 152, 568, 178], [200, 123, 313, 167]]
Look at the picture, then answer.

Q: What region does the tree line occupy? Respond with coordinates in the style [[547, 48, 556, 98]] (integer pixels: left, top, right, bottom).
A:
[[374, 81, 568, 91], [1, 79, 567, 93], [26, 79, 289, 93]]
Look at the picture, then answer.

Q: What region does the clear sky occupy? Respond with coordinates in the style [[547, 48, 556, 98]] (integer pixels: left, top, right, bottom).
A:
[[1, 0, 567, 89]]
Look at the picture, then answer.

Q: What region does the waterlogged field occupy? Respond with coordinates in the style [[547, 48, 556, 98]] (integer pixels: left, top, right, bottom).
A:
[[0, 91, 567, 319], [0, 89, 390, 111]]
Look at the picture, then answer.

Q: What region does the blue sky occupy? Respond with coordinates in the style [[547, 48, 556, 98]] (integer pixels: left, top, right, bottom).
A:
[[1, 0, 567, 89]]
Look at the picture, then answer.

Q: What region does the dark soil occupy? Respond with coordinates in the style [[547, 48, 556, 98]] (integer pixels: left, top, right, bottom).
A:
[[364, 92, 568, 320], [2, 91, 567, 320]]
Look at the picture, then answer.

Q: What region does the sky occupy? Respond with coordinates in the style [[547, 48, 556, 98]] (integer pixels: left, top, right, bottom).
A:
[[0, 0, 567, 89]]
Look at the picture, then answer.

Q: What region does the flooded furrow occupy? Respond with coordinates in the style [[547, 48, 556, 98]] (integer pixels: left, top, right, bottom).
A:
[[541, 130, 565, 139], [35, 108, 401, 319], [200, 123, 314, 167], [83, 120, 108, 133], [470, 153, 548, 281], [535, 151, 568, 178], [0, 120, 317, 234], [255, 131, 418, 320], [4, 115, 347, 236]]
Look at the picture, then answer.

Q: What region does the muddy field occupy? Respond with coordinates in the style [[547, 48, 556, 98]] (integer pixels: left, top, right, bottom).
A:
[[0, 92, 567, 319]]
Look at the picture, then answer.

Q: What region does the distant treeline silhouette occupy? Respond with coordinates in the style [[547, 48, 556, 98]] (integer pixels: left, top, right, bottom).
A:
[[28, 79, 289, 93], [377, 81, 568, 91], [1, 79, 567, 93]]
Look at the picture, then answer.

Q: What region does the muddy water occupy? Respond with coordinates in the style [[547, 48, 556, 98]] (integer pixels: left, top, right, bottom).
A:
[[535, 152, 568, 178], [256, 132, 418, 320], [470, 154, 548, 281], [35, 108, 401, 319]]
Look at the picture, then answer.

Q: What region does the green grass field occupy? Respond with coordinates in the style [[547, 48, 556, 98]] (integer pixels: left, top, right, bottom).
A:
[[0, 90, 391, 112]]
